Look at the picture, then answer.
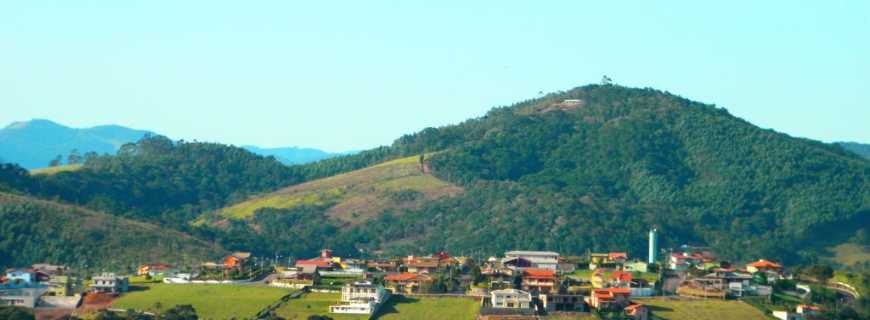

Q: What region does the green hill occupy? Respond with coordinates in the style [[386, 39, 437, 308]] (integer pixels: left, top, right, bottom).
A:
[[211, 84, 869, 264], [0, 192, 224, 270], [838, 142, 870, 159]]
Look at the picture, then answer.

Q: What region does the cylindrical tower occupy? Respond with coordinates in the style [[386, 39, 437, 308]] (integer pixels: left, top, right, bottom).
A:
[[648, 228, 658, 264]]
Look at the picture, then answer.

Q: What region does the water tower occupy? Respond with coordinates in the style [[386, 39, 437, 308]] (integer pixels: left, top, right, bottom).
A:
[[648, 228, 658, 264]]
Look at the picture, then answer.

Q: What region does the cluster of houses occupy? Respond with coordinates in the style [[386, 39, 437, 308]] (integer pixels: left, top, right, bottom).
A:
[[1, 230, 819, 320], [0, 264, 129, 310]]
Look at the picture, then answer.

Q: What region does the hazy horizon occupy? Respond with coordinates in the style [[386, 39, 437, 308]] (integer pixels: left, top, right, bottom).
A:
[[2, 1, 867, 151]]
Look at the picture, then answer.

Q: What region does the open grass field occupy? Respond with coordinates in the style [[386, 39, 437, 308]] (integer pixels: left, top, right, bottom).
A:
[[640, 297, 769, 320], [112, 284, 292, 320], [375, 295, 480, 320], [274, 292, 367, 320], [275, 293, 480, 320], [29, 164, 83, 175], [204, 154, 462, 225]]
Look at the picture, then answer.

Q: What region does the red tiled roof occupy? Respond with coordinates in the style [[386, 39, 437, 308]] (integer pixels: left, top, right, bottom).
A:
[[608, 252, 628, 260], [523, 268, 555, 279], [384, 273, 417, 281], [747, 259, 781, 269], [296, 258, 332, 268], [609, 271, 633, 282]]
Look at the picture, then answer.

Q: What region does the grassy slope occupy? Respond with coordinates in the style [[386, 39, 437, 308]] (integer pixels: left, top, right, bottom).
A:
[[640, 298, 768, 320], [275, 293, 479, 320], [827, 243, 870, 267], [112, 284, 292, 320], [0, 192, 224, 269], [207, 155, 461, 225], [28, 164, 82, 175]]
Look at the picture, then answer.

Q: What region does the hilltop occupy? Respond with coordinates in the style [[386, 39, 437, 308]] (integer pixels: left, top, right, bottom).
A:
[[0, 191, 224, 270]]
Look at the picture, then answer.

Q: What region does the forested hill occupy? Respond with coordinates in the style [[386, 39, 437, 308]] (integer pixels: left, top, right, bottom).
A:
[[838, 142, 870, 159], [0, 136, 306, 226], [0, 191, 224, 271], [215, 84, 869, 265]]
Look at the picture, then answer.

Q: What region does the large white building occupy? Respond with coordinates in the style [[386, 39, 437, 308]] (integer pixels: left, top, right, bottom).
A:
[[490, 289, 532, 309], [329, 281, 389, 316], [503, 250, 560, 270]]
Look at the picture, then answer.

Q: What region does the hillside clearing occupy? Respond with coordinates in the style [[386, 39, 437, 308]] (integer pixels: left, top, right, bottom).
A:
[[827, 243, 870, 267], [29, 164, 82, 175], [207, 155, 461, 224], [111, 284, 291, 320]]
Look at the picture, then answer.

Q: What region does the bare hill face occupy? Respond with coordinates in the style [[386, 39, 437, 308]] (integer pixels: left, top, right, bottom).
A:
[[202, 155, 461, 226]]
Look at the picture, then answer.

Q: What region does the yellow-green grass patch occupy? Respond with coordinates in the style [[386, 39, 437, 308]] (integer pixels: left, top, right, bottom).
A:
[[639, 298, 768, 320], [112, 284, 292, 320], [205, 154, 461, 224], [29, 164, 82, 175]]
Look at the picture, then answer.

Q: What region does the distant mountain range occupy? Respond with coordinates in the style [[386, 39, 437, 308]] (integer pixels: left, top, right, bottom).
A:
[[241, 145, 343, 165], [0, 119, 341, 168], [837, 142, 870, 159]]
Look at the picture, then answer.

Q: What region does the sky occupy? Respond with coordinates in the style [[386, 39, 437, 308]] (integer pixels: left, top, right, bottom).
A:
[[1, 1, 868, 152]]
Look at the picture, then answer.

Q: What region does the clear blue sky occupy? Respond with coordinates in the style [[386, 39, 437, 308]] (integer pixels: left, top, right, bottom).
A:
[[1, 1, 867, 152]]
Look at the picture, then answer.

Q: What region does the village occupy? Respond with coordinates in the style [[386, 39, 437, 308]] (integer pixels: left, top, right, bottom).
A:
[[0, 229, 839, 320]]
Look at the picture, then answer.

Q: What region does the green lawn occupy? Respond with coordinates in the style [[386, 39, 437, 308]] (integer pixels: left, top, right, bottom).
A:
[[275, 293, 480, 320], [376, 295, 480, 320], [640, 298, 768, 320], [274, 292, 367, 320], [112, 284, 292, 320]]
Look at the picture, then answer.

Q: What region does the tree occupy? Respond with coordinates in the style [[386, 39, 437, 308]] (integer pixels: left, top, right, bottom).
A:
[[67, 149, 82, 165], [601, 75, 613, 85], [159, 304, 197, 320], [49, 154, 63, 167], [0, 307, 35, 320]]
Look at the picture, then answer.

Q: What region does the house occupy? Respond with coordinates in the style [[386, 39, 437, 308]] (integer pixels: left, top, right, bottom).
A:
[[504, 251, 559, 270], [297, 249, 338, 271], [46, 275, 73, 296], [625, 303, 649, 320], [669, 252, 705, 270], [589, 252, 628, 270], [746, 259, 782, 274], [482, 268, 513, 290], [797, 304, 821, 315], [404, 256, 441, 274], [608, 271, 633, 288], [608, 252, 628, 264], [224, 252, 251, 270], [490, 289, 532, 309], [0, 287, 48, 308], [90, 273, 128, 294], [270, 266, 318, 289], [540, 293, 586, 312], [772, 310, 801, 320], [4, 269, 35, 288], [31, 264, 68, 276], [521, 268, 556, 294], [329, 281, 389, 316], [383, 273, 431, 294], [137, 263, 174, 277], [623, 261, 649, 273], [367, 260, 400, 272], [586, 288, 631, 310]]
